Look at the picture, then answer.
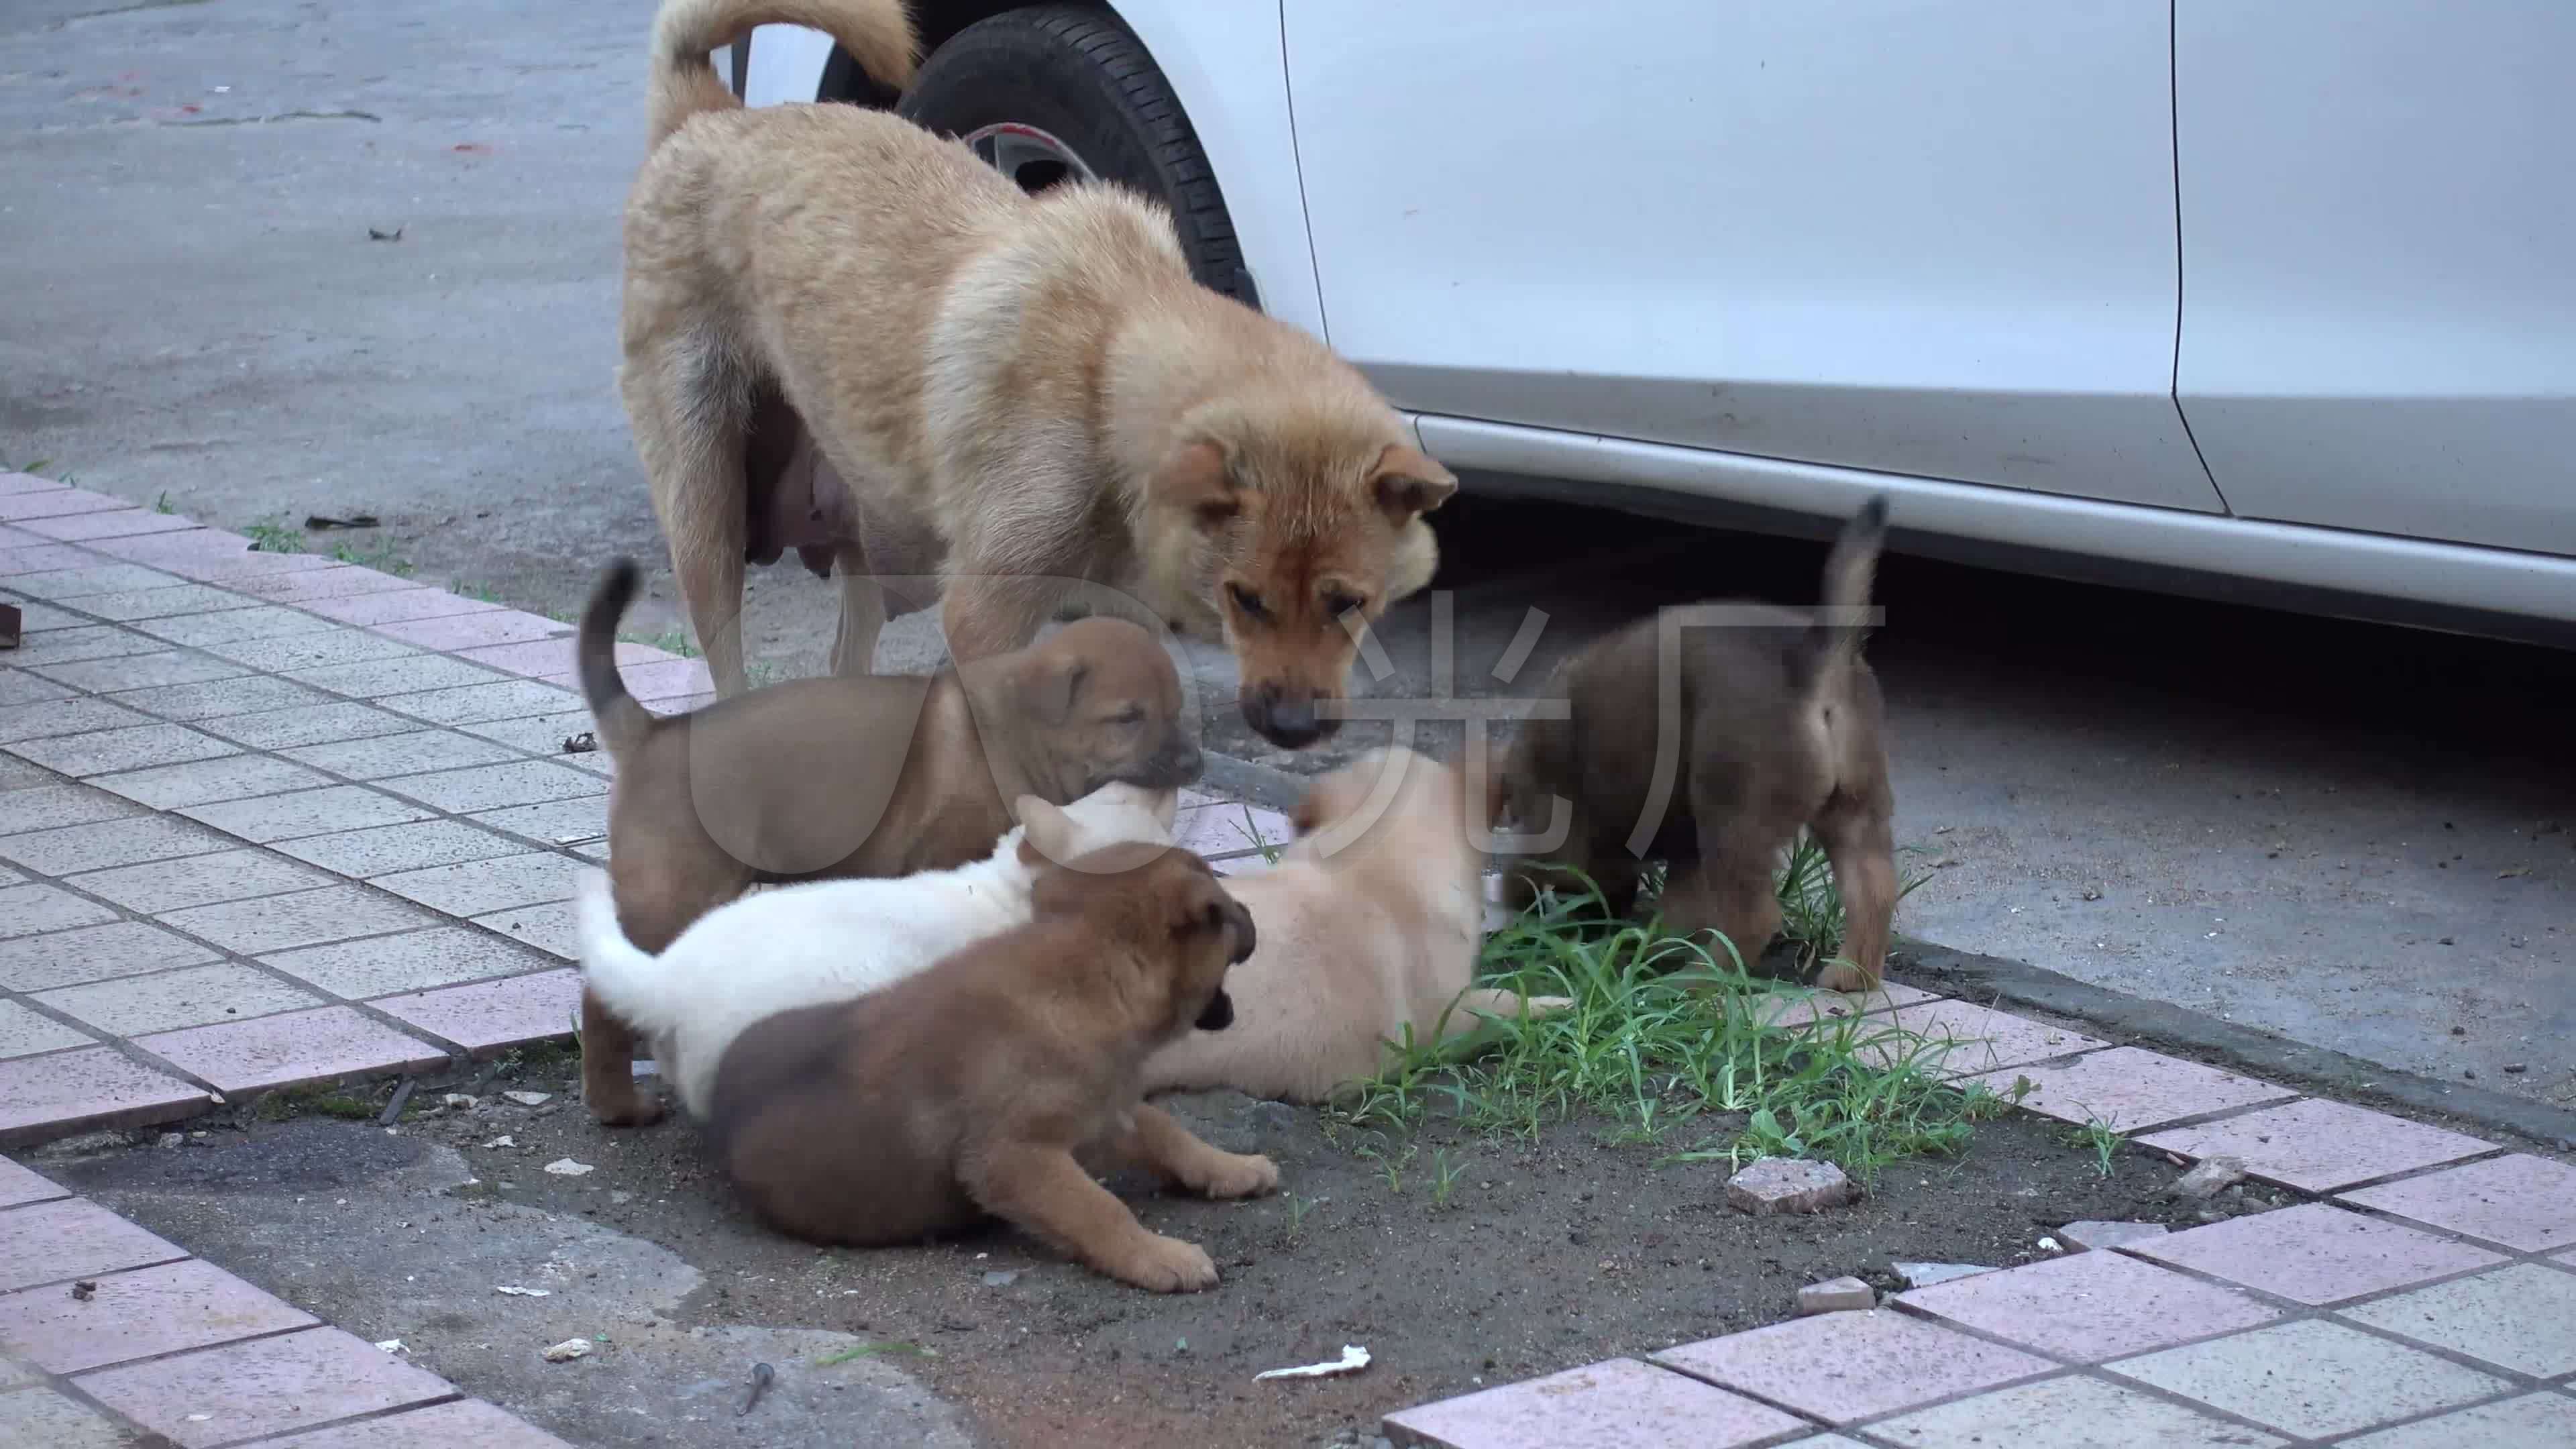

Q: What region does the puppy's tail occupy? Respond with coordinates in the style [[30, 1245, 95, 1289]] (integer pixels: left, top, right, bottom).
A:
[[1805, 494, 1889, 681], [646, 0, 921, 150], [574, 870, 685, 1042], [580, 558, 655, 758]]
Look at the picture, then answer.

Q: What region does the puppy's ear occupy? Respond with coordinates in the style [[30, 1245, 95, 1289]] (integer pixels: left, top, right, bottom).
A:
[[1149, 437, 1241, 533], [1018, 795, 1073, 865], [1368, 442, 1458, 527], [1021, 653, 1089, 726]]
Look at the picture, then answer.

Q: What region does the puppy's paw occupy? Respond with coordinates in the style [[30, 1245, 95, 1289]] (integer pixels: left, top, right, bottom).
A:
[[1113, 1234, 1220, 1293], [1195, 1151, 1280, 1200], [1813, 960, 1880, 996], [586, 1086, 666, 1128], [1526, 994, 1576, 1016]]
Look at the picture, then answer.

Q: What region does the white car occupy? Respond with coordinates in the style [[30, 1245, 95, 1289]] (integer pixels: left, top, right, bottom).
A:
[[731, 1, 2576, 640]]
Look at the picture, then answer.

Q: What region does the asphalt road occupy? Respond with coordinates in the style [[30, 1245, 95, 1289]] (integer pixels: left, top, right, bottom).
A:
[[5, 0, 2569, 1111]]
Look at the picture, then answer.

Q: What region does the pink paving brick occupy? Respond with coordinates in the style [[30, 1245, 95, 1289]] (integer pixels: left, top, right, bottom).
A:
[[2131, 1201, 2505, 1306], [1965, 1046, 2296, 1132], [2136, 1097, 2496, 1193], [1855, 998, 2108, 1078], [133, 1006, 447, 1095], [0, 1257, 317, 1373], [612, 657, 714, 702], [237, 565, 422, 604], [374, 608, 570, 652], [2337, 1153, 2576, 1253], [0, 542, 95, 576], [0, 471, 65, 494], [371, 969, 581, 1056], [249, 1398, 580, 1449], [0, 1046, 211, 1149], [80, 528, 260, 569], [0, 487, 129, 521], [1651, 1308, 2051, 1425], [16, 508, 201, 543], [1895, 1242, 2282, 1362], [1383, 1357, 1807, 1449], [75, 1325, 457, 1449], [0, 1155, 70, 1208], [0, 1198, 189, 1291], [309, 586, 503, 627], [1755, 981, 1944, 1030]]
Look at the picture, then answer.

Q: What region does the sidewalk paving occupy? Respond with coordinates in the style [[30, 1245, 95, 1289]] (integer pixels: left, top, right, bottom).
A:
[[9, 470, 2574, 1448]]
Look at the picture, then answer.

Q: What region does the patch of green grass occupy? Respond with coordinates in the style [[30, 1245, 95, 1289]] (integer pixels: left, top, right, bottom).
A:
[[2069, 1111, 2122, 1177], [253, 1085, 380, 1122], [1774, 833, 1939, 975], [1427, 1147, 1466, 1208], [242, 518, 307, 554], [152, 490, 176, 514], [630, 627, 700, 659], [1333, 869, 1987, 1184], [815, 1341, 934, 1366], [451, 580, 507, 604], [1244, 803, 1285, 865], [1281, 1191, 1318, 1240], [329, 536, 413, 576]]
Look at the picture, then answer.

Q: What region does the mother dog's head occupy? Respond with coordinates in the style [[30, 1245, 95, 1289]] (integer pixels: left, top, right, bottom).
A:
[[1140, 391, 1454, 751]]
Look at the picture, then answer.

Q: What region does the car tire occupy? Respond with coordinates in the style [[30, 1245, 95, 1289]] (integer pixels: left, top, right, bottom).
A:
[[895, 5, 1260, 310]]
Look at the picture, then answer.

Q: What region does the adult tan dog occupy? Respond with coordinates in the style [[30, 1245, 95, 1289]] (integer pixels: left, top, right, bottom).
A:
[[622, 0, 1455, 749], [705, 839, 1273, 1292], [574, 556, 1200, 1125], [1489, 496, 1898, 992], [1142, 747, 1567, 1104]]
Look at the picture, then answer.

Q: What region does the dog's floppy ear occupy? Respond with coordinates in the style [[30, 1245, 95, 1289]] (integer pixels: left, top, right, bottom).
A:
[[1021, 651, 1090, 726], [1368, 442, 1457, 527], [1016, 794, 1074, 865], [1149, 436, 1242, 532]]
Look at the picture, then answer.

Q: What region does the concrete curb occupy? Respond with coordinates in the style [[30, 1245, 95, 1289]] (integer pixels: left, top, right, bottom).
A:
[[1200, 747, 2576, 1155]]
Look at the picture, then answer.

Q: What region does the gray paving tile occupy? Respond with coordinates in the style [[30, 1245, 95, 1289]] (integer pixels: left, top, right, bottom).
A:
[[0, 784, 148, 834], [70, 848, 341, 914], [180, 786, 437, 843], [272, 818, 530, 877], [0, 816, 232, 876], [156, 885, 441, 954], [0, 564, 181, 600], [0, 1385, 136, 1449], [372, 852, 579, 917], [7, 723, 239, 777], [378, 759, 602, 814], [0, 753, 53, 790], [0, 881, 119, 938], [2337, 1263, 2576, 1377], [472, 901, 577, 959], [287, 655, 504, 698], [0, 622, 164, 663], [2336, 1395, 2576, 1449], [263, 926, 555, 998], [198, 700, 418, 751], [70, 584, 265, 622], [0, 672, 73, 708], [377, 678, 582, 727], [133, 605, 341, 649], [202, 629, 421, 672], [87, 755, 337, 810], [467, 796, 608, 847], [2109, 1319, 2509, 1440], [103, 674, 339, 722], [0, 920, 219, 991], [0, 1000, 96, 1059], [0, 697, 156, 745], [458, 710, 612, 774], [1863, 1374, 2286, 1449], [28, 650, 251, 694], [34, 962, 325, 1036], [281, 729, 519, 781]]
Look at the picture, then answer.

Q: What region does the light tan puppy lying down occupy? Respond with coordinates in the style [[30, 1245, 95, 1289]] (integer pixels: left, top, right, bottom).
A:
[[1140, 747, 1568, 1104]]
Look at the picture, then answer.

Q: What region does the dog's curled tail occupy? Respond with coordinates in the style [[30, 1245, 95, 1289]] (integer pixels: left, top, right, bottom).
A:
[[580, 558, 656, 757], [1811, 494, 1890, 676], [574, 870, 683, 1042], [646, 0, 921, 150]]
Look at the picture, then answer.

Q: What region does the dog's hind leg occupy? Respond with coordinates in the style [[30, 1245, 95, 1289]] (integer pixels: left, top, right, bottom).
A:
[[1811, 790, 1896, 993], [625, 333, 755, 697]]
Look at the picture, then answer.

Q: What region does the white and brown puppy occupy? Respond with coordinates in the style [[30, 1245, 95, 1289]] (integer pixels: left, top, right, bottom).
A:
[[623, 0, 1455, 749], [1141, 747, 1568, 1104]]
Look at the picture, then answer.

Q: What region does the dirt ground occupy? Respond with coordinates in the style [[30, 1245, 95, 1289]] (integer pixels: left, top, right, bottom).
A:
[[52, 1044, 2292, 1449]]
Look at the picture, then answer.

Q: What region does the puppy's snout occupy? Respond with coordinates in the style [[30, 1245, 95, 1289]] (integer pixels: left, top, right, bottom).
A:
[[1193, 987, 1234, 1032], [1221, 896, 1256, 964], [1243, 683, 1336, 749], [1134, 733, 1203, 789]]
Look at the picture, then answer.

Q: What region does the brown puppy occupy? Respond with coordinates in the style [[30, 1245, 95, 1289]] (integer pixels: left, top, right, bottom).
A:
[[1489, 497, 1898, 992], [574, 557, 1201, 1125], [621, 0, 1454, 749], [706, 839, 1273, 1292]]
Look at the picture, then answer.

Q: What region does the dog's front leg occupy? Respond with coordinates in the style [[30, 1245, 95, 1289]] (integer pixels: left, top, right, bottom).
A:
[[964, 1142, 1220, 1293], [938, 568, 1063, 665], [828, 546, 887, 677], [1112, 1102, 1280, 1200]]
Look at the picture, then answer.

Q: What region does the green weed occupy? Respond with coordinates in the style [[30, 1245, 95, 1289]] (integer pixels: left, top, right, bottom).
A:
[[242, 518, 306, 554], [2070, 1111, 2122, 1177], [330, 536, 413, 576]]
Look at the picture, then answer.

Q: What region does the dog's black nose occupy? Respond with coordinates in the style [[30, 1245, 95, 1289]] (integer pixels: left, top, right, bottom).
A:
[[1194, 988, 1234, 1032], [1244, 688, 1332, 749]]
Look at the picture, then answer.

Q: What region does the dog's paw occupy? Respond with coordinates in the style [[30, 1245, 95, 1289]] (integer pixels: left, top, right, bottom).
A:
[[585, 1086, 667, 1128], [1195, 1151, 1280, 1200], [1812, 961, 1880, 996], [1114, 1234, 1220, 1293]]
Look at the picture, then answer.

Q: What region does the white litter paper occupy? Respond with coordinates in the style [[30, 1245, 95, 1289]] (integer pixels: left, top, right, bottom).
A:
[[542, 1158, 594, 1177], [543, 1337, 593, 1362], [494, 1285, 551, 1297], [1255, 1345, 1371, 1381], [374, 1339, 407, 1354]]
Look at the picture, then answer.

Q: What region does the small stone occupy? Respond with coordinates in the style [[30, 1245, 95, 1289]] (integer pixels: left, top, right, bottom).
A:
[[1796, 1276, 1875, 1314], [2438, 936, 2455, 946], [2060, 1220, 2170, 1251], [442, 1093, 478, 1110], [156, 1132, 183, 1149], [2169, 1155, 2245, 1198], [2503, 1063, 2528, 1074], [483, 1134, 515, 1149], [541, 1158, 594, 1177], [503, 1090, 552, 1106], [982, 1270, 1021, 1287], [1895, 1261, 1994, 1289], [542, 1337, 592, 1362], [1724, 1157, 1854, 1215]]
